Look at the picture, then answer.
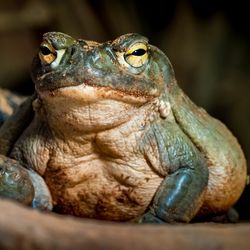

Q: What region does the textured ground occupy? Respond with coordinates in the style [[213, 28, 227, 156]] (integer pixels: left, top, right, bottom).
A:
[[0, 199, 249, 250]]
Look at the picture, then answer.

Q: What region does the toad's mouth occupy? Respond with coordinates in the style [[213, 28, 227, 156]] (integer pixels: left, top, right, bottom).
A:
[[37, 81, 158, 105], [33, 65, 160, 103]]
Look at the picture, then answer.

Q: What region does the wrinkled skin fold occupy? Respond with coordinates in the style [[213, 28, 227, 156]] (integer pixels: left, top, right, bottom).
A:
[[0, 32, 247, 223]]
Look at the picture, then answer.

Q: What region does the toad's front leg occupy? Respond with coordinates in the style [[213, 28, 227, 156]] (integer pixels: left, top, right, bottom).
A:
[[139, 163, 208, 223], [0, 155, 53, 211], [139, 122, 209, 223]]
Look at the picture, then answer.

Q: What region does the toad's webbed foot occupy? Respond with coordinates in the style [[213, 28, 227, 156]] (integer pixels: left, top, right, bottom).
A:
[[138, 211, 165, 224]]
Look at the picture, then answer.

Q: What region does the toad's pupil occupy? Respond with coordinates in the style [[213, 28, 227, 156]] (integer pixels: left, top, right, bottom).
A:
[[40, 46, 52, 55], [131, 48, 146, 56]]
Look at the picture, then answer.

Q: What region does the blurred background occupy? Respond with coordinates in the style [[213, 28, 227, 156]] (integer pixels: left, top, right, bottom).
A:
[[0, 0, 249, 219]]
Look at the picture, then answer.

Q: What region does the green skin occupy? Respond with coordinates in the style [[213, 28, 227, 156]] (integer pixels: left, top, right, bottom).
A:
[[0, 32, 247, 223]]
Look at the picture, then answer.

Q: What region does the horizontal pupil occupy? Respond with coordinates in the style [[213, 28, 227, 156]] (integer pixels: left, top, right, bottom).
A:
[[131, 48, 146, 56], [40, 46, 52, 55]]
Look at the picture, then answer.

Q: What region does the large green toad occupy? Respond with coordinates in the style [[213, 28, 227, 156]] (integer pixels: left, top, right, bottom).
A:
[[0, 32, 247, 223]]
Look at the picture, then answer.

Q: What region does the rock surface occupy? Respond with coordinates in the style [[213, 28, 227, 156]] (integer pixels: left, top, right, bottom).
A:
[[0, 199, 249, 250]]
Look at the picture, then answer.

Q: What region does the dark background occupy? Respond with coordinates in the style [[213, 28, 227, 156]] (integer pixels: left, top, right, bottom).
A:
[[0, 0, 249, 219]]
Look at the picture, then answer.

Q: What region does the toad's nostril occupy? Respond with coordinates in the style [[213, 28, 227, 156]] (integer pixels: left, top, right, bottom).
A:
[[105, 46, 117, 61]]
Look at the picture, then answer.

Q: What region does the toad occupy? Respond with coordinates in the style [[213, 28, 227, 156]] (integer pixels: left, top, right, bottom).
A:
[[0, 32, 247, 223]]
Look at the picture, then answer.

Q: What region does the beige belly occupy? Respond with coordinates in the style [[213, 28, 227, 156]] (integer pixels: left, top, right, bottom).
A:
[[42, 151, 246, 221], [44, 157, 162, 221]]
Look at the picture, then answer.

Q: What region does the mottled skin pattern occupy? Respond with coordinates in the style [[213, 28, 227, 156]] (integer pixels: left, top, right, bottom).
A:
[[0, 32, 247, 223]]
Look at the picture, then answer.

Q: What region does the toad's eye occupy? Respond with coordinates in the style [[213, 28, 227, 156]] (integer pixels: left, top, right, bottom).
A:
[[124, 43, 148, 68], [38, 42, 66, 68], [40, 46, 52, 56], [131, 48, 146, 56], [39, 42, 56, 65]]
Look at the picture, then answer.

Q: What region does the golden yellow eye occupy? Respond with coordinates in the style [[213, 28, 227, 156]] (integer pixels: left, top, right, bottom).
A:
[[125, 43, 148, 68], [38, 42, 56, 65]]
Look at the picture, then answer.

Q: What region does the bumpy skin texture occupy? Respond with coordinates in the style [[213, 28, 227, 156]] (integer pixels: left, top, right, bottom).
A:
[[0, 32, 247, 223]]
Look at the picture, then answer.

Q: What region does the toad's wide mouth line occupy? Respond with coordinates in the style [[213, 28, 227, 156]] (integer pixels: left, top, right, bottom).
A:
[[37, 82, 159, 105]]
